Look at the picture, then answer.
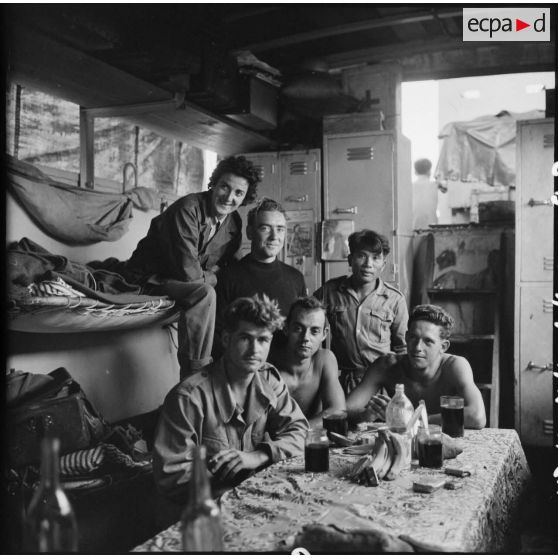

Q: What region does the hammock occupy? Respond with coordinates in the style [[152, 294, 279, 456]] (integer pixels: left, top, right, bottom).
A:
[[6, 155, 159, 245], [8, 294, 179, 333]]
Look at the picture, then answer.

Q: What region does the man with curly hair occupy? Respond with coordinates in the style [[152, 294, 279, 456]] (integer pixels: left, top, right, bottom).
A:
[[346, 304, 486, 429], [124, 156, 260, 378], [153, 294, 308, 506]]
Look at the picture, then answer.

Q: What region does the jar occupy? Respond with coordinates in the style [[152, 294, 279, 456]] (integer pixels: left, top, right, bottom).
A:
[[304, 428, 329, 473]]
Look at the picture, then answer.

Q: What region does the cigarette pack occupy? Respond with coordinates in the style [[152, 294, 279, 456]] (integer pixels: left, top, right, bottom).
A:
[[412, 477, 446, 493]]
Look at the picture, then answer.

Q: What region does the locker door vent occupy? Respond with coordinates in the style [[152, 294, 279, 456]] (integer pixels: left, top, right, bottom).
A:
[[542, 419, 553, 436], [289, 161, 309, 175], [347, 146, 374, 161], [543, 134, 554, 148]]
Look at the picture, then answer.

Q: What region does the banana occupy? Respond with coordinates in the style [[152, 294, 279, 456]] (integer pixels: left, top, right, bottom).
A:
[[372, 434, 392, 480], [384, 431, 405, 480], [376, 430, 396, 479]]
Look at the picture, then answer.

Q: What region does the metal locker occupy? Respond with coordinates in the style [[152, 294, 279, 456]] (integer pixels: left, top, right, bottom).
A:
[[514, 117, 554, 446], [279, 149, 321, 294], [516, 286, 553, 446], [517, 120, 554, 283], [322, 130, 412, 299]]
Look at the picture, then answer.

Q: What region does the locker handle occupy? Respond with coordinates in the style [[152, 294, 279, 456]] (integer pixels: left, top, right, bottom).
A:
[[526, 361, 552, 372], [527, 197, 552, 207], [333, 206, 358, 214], [285, 194, 309, 203]]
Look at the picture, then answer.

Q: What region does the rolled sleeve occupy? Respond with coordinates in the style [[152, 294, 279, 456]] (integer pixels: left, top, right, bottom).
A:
[[257, 377, 308, 463]]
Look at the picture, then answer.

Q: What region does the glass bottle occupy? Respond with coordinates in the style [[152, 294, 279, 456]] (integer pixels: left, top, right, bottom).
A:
[[181, 445, 224, 552], [386, 384, 414, 470], [24, 436, 78, 552], [386, 384, 415, 433]]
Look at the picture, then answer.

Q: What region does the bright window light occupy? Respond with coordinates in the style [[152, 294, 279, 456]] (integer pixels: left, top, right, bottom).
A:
[[460, 89, 481, 99], [525, 84, 544, 94]]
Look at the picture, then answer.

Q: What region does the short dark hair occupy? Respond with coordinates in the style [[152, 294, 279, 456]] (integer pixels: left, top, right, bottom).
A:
[[409, 304, 454, 340], [414, 158, 432, 175], [223, 294, 285, 333], [348, 229, 390, 256], [208, 156, 260, 206], [286, 296, 327, 326], [247, 198, 286, 228]]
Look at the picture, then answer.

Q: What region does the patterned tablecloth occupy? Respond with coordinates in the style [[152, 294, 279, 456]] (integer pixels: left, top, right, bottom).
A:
[[133, 428, 531, 553]]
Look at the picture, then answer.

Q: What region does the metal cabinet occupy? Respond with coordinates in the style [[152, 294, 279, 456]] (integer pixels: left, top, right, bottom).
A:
[[514, 118, 554, 446], [238, 149, 321, 293], [323, 130, 413, 300]]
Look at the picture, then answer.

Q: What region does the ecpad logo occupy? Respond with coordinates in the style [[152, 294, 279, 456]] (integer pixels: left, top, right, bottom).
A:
[[463, 8, 550, 41]]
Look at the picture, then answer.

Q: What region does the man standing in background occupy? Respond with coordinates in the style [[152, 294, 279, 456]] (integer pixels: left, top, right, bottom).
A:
[[412, 158, 439, 230]]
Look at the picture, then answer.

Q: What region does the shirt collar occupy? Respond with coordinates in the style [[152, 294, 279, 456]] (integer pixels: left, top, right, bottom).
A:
[[210, 358, 277, 424], [340, 276, 388, 298]]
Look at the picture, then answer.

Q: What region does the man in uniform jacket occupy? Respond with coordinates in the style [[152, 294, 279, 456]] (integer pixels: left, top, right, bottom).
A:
[[314, 229, 409, 394], [124, 155, 260, 378]]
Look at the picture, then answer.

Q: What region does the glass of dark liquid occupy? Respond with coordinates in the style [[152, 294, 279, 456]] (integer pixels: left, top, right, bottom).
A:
[[440, 396, 465, 437], [304, 428, 329, 473], [322, 410, 348, 437], [417, 425, 443, 468]]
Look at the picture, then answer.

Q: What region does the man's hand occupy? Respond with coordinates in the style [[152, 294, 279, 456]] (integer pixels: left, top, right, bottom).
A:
[[208, 449, 269, 483], [364, 393, 391, 422]]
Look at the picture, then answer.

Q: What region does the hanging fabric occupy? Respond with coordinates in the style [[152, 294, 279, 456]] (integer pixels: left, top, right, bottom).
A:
[[7, 156, 158, 245]]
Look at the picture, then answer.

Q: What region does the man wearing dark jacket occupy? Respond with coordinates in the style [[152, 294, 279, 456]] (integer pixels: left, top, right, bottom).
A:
[[124, 156, 260, 378]]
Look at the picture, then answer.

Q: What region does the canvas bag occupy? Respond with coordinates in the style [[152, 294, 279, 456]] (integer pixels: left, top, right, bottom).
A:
[[6, 367, 110, 468]]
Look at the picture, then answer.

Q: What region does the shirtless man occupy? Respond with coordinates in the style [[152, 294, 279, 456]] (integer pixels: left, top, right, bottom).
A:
[[272, 297, 346, 428], [347, 304, 486, 428]]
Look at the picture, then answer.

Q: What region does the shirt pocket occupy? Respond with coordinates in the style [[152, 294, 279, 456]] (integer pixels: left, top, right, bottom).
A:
[[329, 304, 347, 331], [368, 309, 394, 343]]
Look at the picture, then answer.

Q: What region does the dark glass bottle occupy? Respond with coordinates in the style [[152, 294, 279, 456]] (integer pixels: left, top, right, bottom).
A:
[[24, 437, 78, 552], [181, 445, 224, 552]]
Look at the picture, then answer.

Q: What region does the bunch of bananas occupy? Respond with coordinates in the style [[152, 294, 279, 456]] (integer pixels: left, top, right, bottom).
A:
[[348, 427, 408, 486]]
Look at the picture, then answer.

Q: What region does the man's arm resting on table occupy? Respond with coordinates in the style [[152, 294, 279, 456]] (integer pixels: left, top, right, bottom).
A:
[[428, 356, 486, 429], [346, 358, 389, 424], [261, 371, 309, 461], [208, 448, 270, 483], [307, 350, 346, 428]]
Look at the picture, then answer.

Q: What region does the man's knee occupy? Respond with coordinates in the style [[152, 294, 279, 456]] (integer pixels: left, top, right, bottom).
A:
[[175, 282, 215, 309]]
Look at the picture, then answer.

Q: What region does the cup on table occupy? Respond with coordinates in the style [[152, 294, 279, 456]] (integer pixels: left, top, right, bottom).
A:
[[440, 396, 465, 437], [304, 428, 329, 473], [322, 409, 348, 437], [417, 425, 443, 468]]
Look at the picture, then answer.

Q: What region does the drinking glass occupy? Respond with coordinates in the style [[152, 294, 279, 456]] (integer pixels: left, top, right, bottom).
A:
[[322, 409, 348, 437], [304, 428, 329, 473], [417, 425, 443, 468], [440, 396, 465, 437]]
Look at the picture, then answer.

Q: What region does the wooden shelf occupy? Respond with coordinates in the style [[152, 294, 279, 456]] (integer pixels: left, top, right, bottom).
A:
[[451, 334, 496, 342]]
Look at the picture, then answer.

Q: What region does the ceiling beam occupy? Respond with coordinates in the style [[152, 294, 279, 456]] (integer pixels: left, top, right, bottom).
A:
[[238, 8, 462, 52], [6, 23, 276, 155], [321, 37, 555, 78]]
